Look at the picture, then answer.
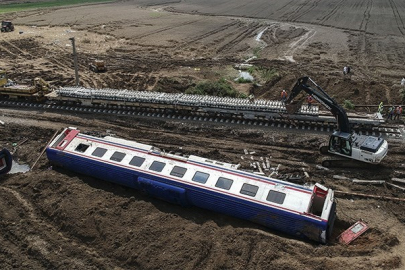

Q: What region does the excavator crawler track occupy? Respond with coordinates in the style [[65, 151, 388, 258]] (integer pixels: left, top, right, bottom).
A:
[[321, 157, 375, 168]]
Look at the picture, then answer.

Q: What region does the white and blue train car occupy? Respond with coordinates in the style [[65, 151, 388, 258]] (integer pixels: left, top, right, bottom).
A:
[[46, 127, 336, 243], [0, 148, 12, 176]]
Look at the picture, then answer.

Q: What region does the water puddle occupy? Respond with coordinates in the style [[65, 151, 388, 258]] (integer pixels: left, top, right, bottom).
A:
[[8, 160, 30, 174], [255, 27, 268, 42], [235, 71, 254, 82]]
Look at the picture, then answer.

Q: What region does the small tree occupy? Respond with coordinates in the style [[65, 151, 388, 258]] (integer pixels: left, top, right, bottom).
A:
[[343, 100, 355, 110], [186, 78, 244, 97], [236, 77, 252, 83], [400, 88, 405, 103]]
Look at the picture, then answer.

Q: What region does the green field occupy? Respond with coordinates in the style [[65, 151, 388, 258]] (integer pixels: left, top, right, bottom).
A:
[[0, 0, 113, 14]]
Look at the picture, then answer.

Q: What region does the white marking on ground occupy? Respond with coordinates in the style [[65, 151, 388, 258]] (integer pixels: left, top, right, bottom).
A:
[[279, 27, 316, 62]]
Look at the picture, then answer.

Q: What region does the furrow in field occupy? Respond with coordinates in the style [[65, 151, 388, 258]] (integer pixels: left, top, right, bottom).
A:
[[175, 21, 239, 50], [215, 23, 261, 54], [317, 0, 346, 25], [358, 0, 372, 32], [280, 0, 321, 22], [132, 19, 205, 40], [388, 0, 405, 35]]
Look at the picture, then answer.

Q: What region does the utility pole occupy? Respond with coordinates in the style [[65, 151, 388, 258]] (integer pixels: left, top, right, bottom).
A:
[[69, 37, 80, 86]]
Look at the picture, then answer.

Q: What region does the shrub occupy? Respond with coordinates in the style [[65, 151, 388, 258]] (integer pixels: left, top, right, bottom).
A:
[[253, 47, 261, 58], [343, 100, 355, 110], [186, 78, 243, 97], [247, 66, 256, 74], [236, 77, 252, 83], [400, 88, 405, 102], [258, 67, 279, 82]]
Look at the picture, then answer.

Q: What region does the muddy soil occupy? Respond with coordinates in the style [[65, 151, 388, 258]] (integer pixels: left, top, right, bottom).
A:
[[1, 108, 405, 269], [1, 1, 405, 269]]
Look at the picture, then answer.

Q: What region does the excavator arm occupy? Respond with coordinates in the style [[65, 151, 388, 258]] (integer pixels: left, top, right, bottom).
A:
[[285, 76, 351, 133]]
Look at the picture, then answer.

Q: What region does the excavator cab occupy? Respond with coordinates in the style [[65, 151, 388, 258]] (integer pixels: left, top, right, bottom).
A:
[[328, 132, 352, 156]]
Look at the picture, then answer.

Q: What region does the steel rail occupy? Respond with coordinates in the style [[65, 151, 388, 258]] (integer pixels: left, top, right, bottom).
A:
[[0, 99, 402, 139]]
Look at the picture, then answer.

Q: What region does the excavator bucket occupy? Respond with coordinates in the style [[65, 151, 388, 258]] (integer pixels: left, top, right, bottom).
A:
[[285, 99, 304, 114]]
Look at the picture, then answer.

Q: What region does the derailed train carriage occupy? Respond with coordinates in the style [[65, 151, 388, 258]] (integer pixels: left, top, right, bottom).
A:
[[0, 148, 12, 176], [46, 127, 336, 243]]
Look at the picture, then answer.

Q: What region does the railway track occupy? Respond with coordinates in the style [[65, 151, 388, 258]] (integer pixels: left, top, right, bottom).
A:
[[1, 99, 403, 139]]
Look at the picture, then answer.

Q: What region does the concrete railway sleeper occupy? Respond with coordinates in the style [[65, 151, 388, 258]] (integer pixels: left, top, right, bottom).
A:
[[0, 99, 402, 139]]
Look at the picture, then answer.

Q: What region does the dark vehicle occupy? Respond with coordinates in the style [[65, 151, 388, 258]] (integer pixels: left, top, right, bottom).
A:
[[0, 148, 12, 175], [89, 59, 106, 73], [1, 21, 14, 32]]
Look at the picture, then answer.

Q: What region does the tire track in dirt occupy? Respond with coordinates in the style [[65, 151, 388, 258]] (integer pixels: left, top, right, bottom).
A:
[[353, 0, 373, 102], [250, 1, 276, 17], [44, 52, 73, 72], [0, 39, 32, 59], [358, 0, 372, 33], [0, 189, 39, 267], [132, 19, 205, 40], [278, 4, 306, 22], [280, 0, 321, 22], [226, 2, 254, 14], [0, 186, 121, 269], [175, 21, 239, 50], [388, 0, 405, 35], [272, 0, 296, 16], [354, 0, 397, 103], [76, 57, 105, 87], [0, 40, 29, 61], [45, 50, 105, 87], [0, 43, 19, 60], [317, 0, 346, 25], [216, 22, 261, 54], [280, 27, 316, 62]]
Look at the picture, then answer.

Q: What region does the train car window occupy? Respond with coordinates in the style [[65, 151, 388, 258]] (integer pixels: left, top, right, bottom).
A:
[[149, 161, 166, 172], [110, 151, 126, 162], [92, 147, 107, 157], [75, 143, 89, 153], [240, 183, 259, 197], [170, 166, 187, 178], [266, 190, 286, 204], [192, 171, 209, 184], [129, 156, 145, 167], [215, 177, 233, 190]]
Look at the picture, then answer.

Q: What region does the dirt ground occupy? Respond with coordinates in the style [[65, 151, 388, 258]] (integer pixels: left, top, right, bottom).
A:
[[1, 1, 405, 269]]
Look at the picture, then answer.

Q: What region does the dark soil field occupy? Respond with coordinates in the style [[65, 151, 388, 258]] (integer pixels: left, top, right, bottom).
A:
[[1, 1, 405, 269]]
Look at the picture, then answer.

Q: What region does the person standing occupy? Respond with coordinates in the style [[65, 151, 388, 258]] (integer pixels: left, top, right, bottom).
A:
[[307, 95, 314, 110], [378, 102, 384, 114], [387, 105, 395, 120], [343, 66, 348, 75], [248, 93, 255, 103], [394, 106, 402, 120], [280, 90, 287, 103]]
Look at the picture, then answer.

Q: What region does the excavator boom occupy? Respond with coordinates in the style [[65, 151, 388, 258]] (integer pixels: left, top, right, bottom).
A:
[[286, 77, 351, 133]]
